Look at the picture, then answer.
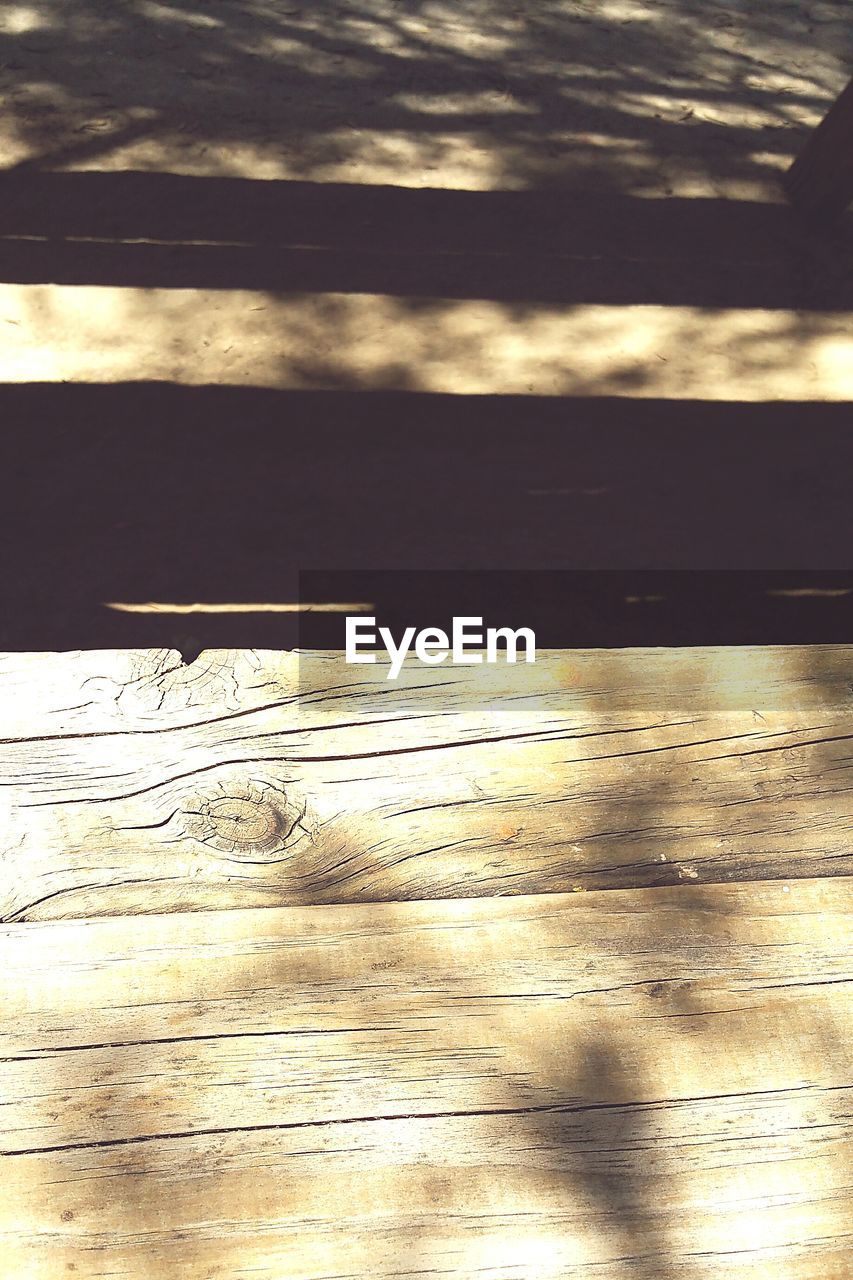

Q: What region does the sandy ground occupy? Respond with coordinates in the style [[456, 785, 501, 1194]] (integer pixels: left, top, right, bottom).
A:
[[0, 0, 851, 394], [0, 0, 850, 196]]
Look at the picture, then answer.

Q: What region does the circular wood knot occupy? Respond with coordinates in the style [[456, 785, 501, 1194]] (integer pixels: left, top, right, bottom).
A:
[[206, 797, 283, 852], [183, 782, 303, 860]]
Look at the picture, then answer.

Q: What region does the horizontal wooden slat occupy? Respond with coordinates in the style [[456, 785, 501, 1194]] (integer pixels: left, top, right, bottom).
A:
[[1, 647, 851, 920], [3, 388, 853, 657], [1, 880, 851, 1277], [0, 175, 850, 312], [4, 284, 853, 399]]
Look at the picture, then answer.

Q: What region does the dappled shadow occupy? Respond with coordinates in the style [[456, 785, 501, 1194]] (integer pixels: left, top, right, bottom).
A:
[[1, 12, 851, 650], [0, 0, 849, 196], [2, 2, 852, 1274], [1, 174, 850, 399], [1, 630, 850, 1271], [2, 878, 851, 1275]]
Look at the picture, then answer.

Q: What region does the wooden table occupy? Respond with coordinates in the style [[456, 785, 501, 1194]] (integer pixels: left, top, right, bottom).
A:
[[1, 647, 851, 1278]]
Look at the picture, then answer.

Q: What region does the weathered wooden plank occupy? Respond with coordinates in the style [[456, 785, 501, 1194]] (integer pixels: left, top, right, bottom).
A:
[[4, 387, 853, 661], [1, 173, 850, 311], [4, 1093, 851, 1280], [786, 76, 853, 220], [1, 647, 851, 920], [1, 880, 851, 1278], [3, 284, 853, 399]]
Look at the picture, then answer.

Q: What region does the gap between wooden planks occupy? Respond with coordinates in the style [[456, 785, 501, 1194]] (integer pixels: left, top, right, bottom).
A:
[[0, 646, 851, 921], [1, 879, 851, 1279]]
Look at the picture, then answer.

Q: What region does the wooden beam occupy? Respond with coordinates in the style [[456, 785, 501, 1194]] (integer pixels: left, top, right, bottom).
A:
[[3, 284, 853, 399], [786, 77, 853, 220], [1, 880, 851, 1278], [1, 646, 851, 920]]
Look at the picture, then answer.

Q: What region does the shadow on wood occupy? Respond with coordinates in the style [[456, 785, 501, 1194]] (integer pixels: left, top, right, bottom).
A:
[[0, 171, 851, 309], [1, 383, 852, 651]]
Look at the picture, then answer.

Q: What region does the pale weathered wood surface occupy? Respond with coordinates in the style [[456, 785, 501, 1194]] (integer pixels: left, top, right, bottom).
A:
[[1, 646, 851, 920], [1, 879, 851, 1279]]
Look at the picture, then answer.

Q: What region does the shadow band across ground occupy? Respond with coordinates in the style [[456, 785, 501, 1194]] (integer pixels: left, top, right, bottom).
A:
[[0, 383, 851, 651], [0, 171, 851, 308]]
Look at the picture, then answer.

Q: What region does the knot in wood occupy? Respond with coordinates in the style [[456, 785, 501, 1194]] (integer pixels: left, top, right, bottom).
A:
[[206, 796, 283, 853], [183, 782, 302, 860]]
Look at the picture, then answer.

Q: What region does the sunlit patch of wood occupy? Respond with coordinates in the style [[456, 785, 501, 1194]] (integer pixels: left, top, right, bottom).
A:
[[0, 881, 850, 1276], [3, 287, 853, 400]]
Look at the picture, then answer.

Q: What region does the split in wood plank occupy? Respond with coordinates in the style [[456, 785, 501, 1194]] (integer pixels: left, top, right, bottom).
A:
[[1, 879, 851, 1278], [1, 646, 851, 920]]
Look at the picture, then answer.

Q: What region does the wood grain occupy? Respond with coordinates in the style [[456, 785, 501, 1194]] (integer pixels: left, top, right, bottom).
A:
[[1, 880, 851, 1278], [1, 646, 851, 920]]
